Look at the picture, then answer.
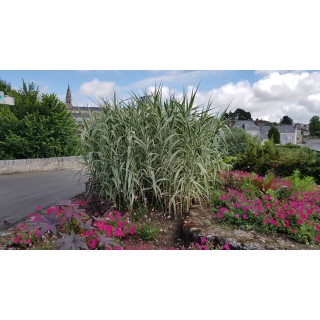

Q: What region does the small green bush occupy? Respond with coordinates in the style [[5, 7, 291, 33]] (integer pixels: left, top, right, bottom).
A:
[[136, 223, 160, 241], [288, 170, 316, 192]]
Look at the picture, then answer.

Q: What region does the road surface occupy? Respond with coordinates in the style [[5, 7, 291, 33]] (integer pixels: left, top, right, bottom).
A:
[[302, 138, 320, 152], [0, 170, 87, 231]]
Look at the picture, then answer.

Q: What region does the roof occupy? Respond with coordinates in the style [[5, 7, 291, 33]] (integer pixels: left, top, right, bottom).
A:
[[278, 125, 296, 133], [70, 106, 101, 111], [233, 120, 260, 130]]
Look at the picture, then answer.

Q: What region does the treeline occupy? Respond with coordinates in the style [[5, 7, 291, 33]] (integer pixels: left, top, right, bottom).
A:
[[0, 78, 79, 160]]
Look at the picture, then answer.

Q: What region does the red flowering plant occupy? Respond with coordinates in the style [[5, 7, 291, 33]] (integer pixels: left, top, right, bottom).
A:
[[211, 171, 320, 245]]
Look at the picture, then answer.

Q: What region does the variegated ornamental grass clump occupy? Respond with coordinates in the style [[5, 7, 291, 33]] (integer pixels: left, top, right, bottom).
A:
[[81, 87, 230, 218]]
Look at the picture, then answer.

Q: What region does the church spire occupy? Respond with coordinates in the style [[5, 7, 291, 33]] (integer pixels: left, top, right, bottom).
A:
[[66, 83, 72, 109]]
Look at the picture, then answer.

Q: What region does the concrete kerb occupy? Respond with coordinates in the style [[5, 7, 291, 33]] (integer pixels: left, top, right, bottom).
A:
[[0, 156, 84, 175]]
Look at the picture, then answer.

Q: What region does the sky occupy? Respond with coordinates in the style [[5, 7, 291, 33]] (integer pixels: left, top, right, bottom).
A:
[[1, 70, 319, 124]]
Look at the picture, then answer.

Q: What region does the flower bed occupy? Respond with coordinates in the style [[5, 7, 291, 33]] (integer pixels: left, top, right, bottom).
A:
[[211, 170, 320, 245]]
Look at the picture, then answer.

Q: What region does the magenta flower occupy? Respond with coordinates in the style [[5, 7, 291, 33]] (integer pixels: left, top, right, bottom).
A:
[[220, 207, 227, 213], [37, 205, 43, 211], [129, 226, 136, 235], [300, 214, 307, 220], [316, 236, 320, 243], [242, 214, 248, 219], [224, 243, 230, 250], [217, 213, 223, 219], [271, 219, 277, 225], [297, 220, 303, 225], [200, 237, 206, 244]]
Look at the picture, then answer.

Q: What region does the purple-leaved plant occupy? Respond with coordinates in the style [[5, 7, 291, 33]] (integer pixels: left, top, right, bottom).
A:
[[55, 231, 88, 250]]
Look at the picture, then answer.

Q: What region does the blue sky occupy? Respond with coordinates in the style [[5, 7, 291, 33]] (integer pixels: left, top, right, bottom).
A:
[[1, 70, 319, 123]]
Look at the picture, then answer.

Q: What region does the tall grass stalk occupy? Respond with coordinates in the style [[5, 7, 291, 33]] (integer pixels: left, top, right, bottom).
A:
[[80, 87, 230, 218]]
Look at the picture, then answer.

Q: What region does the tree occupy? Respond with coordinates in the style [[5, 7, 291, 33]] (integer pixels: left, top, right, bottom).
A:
[[280, 115, 293, 125], [226, 108, 252, 121], [0, 80, 80, 159], [309, 116, 320, 137], [268, 126, 280, 144]]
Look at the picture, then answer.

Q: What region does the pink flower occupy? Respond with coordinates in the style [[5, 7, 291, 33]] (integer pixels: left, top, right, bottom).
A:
[[265, 195, 271, 201], [316, 236, 320, 243], [316, 225, 320, 231], [285, 220, 290, 227], [224, 243, 230, 250], [297, 220, 303, 225], [129, 226, 136, 235], [220, 208, 227, 213], [242, 214, 248, 219], [217, 213, 223, 219], [243, 206, 249, 211], [271, 219, 277, 225], [300, 214, 307, 220], [27, 239, 31, 244], [236, 214, 240, 219], [37, 205, 43, 211], [200, 238, 206, 244]]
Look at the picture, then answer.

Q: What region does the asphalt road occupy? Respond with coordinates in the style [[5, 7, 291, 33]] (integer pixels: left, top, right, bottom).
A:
[[303, 138, 320, 152], [0, 170, 87, 231]]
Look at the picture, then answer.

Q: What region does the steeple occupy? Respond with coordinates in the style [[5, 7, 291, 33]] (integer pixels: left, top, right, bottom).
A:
[[66, 83, 72, 109]]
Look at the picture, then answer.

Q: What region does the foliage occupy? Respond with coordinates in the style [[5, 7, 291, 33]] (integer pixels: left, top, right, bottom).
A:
[[0, 79, 80, 159], [81, 87, 230, 217], [280, 115, 293, 125], [55, 231, 88, 250], [309, 115, 320, 137], [267, 126, 280, 144], [136, 223, 160, 241], [224, 128, 258, 158], [289, 170, 316, 193], [213, 171, 320, 245], [28, 214, 62, 237], [82, 190, 114, 217], [225, 108, 252, 121], [234, 139, 320, 183]]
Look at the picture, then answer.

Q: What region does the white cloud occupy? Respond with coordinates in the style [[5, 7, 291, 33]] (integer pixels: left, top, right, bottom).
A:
[[128, 71, 226, 91], [79, 78, 118, 98], [193, 71, 320, 123], [77, 71, 320, 123]]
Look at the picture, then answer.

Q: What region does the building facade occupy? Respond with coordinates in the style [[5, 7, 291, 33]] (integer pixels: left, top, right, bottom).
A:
[[233, 120, 302, 145]]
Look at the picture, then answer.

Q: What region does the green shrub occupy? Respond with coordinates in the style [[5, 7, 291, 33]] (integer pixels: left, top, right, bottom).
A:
[[81, 87, 230, 217], [136, 223, 160, 241], [288, 170, 316, 192], [234, 139, 320, 182]]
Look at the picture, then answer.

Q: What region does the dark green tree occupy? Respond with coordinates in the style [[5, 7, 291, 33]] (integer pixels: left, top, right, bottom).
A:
[[280, 115, 293, 125], [268, 126, 280, 144], [309, 116, 320, 137], [226, 108, 252, 121]]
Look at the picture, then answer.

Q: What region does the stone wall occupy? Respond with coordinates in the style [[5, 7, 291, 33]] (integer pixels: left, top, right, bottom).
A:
[[0, 156, 84, 175]]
